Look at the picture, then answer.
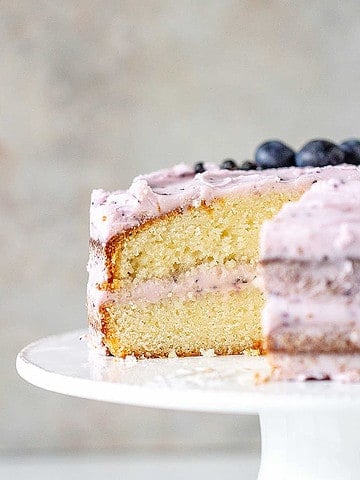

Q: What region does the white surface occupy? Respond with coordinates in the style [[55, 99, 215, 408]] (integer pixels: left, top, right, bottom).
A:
[[258, 410, 360, 480], [0, 452, 259, 480], [16, 330, 360, 413]]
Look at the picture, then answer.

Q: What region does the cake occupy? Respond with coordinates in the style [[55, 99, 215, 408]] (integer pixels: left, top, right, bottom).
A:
[[87, 139, 360, 359], [260, 179, 360, 381]]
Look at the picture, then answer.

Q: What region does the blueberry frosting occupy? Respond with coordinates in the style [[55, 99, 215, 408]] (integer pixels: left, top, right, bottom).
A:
[[90, 163, 360, 245], [260, 179, 360, 261]]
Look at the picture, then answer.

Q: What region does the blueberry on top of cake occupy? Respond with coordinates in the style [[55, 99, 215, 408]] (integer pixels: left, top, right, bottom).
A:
[[340, 139, 360, 165], [255, 140, 295, 169]]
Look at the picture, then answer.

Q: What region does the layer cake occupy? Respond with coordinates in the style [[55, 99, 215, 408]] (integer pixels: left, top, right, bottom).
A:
[[87, 162, 360, 359]]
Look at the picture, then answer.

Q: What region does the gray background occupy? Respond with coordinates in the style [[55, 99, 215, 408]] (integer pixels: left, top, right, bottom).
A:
[[1, 0, 359, 462]]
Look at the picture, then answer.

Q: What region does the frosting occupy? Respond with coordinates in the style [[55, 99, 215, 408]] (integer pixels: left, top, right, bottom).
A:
[[261, 179, 360, 261], [262, 296, 360, 335], [87, 262, 257, 311], [90, 163, 360, 244]]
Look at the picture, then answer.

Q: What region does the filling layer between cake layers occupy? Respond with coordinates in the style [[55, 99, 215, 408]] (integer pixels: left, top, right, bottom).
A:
[[88, 163, 360, 358], [260, 179, 360, 381]]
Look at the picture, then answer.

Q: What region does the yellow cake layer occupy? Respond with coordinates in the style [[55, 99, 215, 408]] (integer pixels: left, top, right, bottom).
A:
[[113, 189, 304, 289], [102, 286, 264, 358]]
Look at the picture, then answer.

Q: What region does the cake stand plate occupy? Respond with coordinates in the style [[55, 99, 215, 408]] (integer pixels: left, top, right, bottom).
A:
[[16, 330, 360, 480]]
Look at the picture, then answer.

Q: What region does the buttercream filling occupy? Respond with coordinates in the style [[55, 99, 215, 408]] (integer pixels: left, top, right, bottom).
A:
[[87, 262, 257, 310], [263, 296, 360, 335]]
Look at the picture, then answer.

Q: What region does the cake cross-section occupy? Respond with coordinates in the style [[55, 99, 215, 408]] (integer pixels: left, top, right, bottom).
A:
[[87, 163, 360, 359]]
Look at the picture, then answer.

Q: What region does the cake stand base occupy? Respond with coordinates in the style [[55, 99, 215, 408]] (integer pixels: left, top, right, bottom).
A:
[[16, 330, 360, 480], [258, 410, 360, 480]]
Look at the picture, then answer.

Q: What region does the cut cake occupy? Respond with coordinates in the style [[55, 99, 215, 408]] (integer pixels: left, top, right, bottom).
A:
[[87, 162, 360, 358]]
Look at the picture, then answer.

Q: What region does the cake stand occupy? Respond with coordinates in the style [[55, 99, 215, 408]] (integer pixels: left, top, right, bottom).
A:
[[16, 330, 360, 480]]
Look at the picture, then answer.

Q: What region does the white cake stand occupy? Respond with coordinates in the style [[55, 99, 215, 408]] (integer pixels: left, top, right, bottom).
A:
[[16, 330, 360, 480]]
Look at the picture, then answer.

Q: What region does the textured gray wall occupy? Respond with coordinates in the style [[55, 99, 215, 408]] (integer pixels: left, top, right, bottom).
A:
[[2, 0, 360, 453]]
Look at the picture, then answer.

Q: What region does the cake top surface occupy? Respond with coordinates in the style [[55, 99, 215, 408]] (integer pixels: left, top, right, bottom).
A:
[[90, 163, 360, 244], [260, 178, 360, 261]]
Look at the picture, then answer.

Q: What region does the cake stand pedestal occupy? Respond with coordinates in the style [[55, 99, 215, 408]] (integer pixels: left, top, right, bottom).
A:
[[16, 330, 360, 480]]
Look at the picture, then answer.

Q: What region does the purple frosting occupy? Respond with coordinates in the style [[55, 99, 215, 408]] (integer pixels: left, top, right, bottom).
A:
[[90, 163, 360, 245]]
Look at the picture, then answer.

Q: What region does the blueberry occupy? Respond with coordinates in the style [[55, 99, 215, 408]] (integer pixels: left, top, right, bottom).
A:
[[295, 139, 344, 167], [194, 162, 205, 174], [238, 160, 257, 171], [340, 139, 360, 165], [220, 159, 238, 170], [255, 140, 295, 169]]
